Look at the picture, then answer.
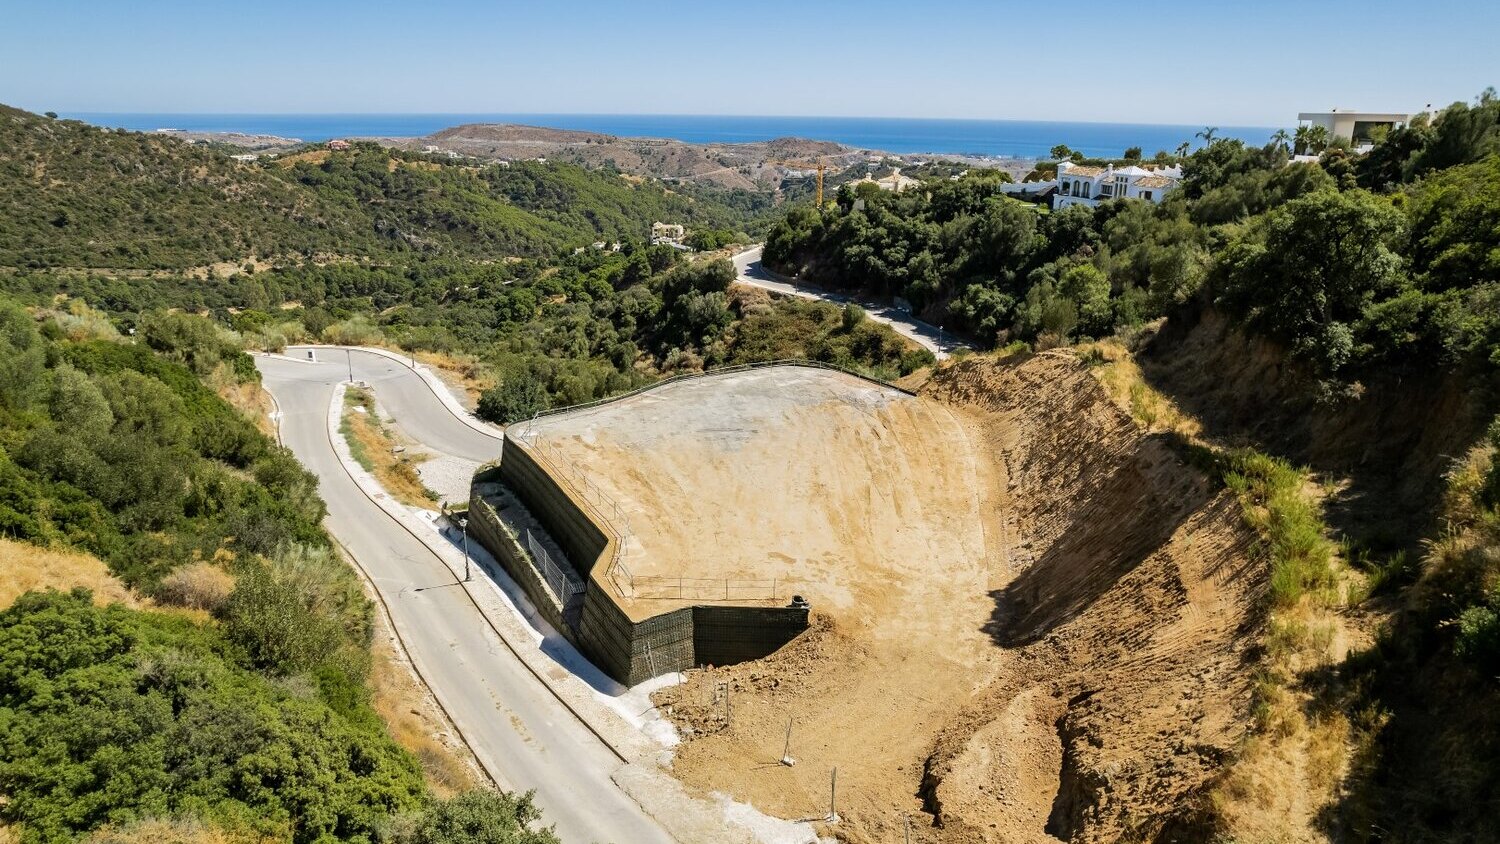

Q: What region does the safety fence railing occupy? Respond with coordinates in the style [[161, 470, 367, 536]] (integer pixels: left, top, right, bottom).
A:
[[526, 528, 585, 605], [507, 428, 635, 600], [517, 359, 915, 431], [622, 575, 785, 602]]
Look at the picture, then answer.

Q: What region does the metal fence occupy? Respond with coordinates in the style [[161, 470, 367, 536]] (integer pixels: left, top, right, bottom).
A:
[[526, 528, 584, 605], [625, 575, 784, 602], [518, 359, 916, 430]]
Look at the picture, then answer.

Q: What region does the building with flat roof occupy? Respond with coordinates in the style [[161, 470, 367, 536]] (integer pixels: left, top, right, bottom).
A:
[[1297, 110, 1412, 151]]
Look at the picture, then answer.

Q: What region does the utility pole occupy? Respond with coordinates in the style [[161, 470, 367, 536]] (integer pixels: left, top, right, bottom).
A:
[[346, 348, 354, 383]]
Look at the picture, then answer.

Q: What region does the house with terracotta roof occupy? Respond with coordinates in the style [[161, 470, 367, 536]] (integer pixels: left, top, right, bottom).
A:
[[1054, 162, 1182, 210], [849, 167, 922, 193]]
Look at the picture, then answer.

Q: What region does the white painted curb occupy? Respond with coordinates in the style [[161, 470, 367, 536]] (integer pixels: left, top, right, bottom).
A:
[[293, 344, 504, 441], [324, 383, 828, 843]]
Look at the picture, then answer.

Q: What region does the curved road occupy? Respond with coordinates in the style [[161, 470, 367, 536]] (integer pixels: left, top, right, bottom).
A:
[[258, 349, 674, 844], [732, 246, 965, 359]]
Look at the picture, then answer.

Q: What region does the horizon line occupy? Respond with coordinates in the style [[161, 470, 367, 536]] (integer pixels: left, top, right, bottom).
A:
[[56, 109, 1282, 130]]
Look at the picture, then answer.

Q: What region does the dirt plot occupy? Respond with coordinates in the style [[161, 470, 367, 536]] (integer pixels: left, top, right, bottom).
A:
[[533, 358, 1263, 841], [528, 359, 1266, 839], [521, 367, 993, 623]]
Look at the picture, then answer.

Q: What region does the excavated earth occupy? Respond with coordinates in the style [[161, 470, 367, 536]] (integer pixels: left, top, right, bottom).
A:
[[652, 353, 1265, 843]]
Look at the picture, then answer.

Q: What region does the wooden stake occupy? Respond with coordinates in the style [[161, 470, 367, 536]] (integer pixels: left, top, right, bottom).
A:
[[828, 767, 838, 823]]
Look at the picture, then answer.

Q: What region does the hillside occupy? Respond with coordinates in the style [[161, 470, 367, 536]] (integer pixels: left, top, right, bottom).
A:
[[0, 105, 772, 271], [744, 88, 1500, 840], [385, 123, 862, 190]]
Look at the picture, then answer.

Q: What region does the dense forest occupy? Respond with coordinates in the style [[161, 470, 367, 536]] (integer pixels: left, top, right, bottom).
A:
[[0, 103, 930, 426], [765, 94, 1500, 386]]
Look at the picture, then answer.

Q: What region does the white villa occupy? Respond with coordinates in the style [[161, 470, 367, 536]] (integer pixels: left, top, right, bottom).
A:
[[1053, 162, 1182, 210], [849, 167, 922, 193]]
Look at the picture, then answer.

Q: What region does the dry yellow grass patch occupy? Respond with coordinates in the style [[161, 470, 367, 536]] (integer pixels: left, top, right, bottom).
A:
[[156, 561, 237, 612], [369, 632, 480, 796], [0, 538, 140, 609], [1077, 339, 1201, 439], [341, 388, 440, 509], [207, 363, 277, 438], [411, 349, 494, 403], [273, 149, 330, 168], [1079, 336, 1360, 840], [82, 817, 267, 844]]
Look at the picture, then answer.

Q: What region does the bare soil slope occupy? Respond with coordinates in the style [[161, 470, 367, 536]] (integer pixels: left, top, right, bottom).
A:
[[526, 366, 986, 621], [654, 354, 1264, 842]]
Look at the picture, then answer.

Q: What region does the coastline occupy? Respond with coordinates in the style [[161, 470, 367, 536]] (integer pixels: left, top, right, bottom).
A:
[[63, 111, 1275, 159]]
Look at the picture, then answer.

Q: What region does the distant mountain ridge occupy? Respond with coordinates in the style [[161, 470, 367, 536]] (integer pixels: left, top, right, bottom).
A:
[[381, 123, 867, 190], [0, 105, 772, 271]]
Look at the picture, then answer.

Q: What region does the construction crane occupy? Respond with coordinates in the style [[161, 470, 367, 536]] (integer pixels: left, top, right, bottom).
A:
[[768, 158, 828, 206]]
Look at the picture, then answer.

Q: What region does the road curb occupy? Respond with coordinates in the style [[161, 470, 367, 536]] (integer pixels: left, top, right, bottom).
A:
[[323, 382, 636, 767], [291, 344, 505, 442]]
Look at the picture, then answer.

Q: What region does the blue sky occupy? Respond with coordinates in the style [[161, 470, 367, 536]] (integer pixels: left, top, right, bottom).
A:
[[2, 0, 1496, 125]]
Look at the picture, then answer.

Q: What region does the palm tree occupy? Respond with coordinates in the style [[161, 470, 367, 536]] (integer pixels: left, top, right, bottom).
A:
[[1305, 124, 1330, 153], [1195, 126, 1220, 145], [1271, 129, 1291, 152], [1293, 124, 1312, 155], [1175, 141, 1191, 159]]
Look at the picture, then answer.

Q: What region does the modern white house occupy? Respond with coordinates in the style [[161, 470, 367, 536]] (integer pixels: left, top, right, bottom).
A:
[[1297, 110, 1412, 152], [1053, 162, 1182, 210]]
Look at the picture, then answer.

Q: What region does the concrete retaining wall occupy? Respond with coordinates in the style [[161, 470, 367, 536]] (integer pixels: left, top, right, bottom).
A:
[[693, 605, 810, 668], [575, 586, 809, 686], [467, 487, 569, 634], [469, 421, 812, 687], [497, 436, 609, 575]]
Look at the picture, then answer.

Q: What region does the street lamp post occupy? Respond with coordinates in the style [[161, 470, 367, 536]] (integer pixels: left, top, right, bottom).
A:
[[461, 519, 471, 582]]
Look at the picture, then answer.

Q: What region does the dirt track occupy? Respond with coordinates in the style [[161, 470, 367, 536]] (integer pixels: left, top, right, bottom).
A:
[[641, 355, 1263, 842]]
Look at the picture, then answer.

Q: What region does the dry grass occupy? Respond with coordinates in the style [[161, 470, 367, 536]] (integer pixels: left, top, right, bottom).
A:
[[82, 817, 265, 844], [341, 388, 440, 509], [1077, 339, 1200, 439], [207, 363, 278, 438], [156, 561, 236, 612], [411, 349, 495, 403], [368, 632, 480, 796], [0, 538, 140, 609], [1079, 336, 1359, 841]]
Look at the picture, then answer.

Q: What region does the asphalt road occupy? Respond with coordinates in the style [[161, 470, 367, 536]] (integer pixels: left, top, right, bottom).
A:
[[291, 347, 504, 462], [257, 353, 675, 844], [732, 246, 965, 359]]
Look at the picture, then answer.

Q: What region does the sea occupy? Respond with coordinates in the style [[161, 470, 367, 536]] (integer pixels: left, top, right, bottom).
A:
[[65, 112, 1276, 160]]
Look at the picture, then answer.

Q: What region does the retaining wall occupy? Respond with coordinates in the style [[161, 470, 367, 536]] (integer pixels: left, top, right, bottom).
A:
[[467, 486, 569, 634], [469, 421, 812, 687], [574, 586, 809, 686], [496, 436, 609, 576]]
